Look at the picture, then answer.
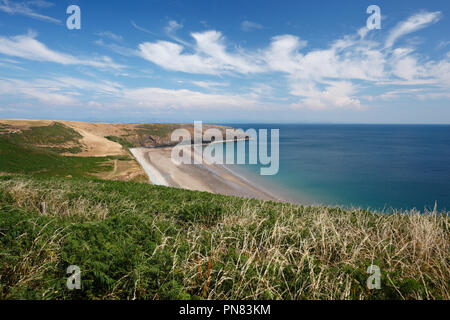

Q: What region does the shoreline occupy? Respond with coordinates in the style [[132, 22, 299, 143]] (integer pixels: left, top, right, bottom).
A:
[[130, 146, 278, 201], [129, 148, 169, 186]]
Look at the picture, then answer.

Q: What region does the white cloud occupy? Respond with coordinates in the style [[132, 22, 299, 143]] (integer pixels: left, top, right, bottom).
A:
[[0, 78, 78, 106], [437, 40, 450, 49], [0, 75, 129, 109], [0, 74, 267, 112], [131, 20, 159, 37], [263, 34, 385, 109], [358, 27, 369, 40], [41, 77, 123, 95], [165, 20, 183, 34], [0, 0, 60, 23], [392, 54, 424, 80], [136, 11, 442, 92], [264, 35, 305, 73], [241, 20, 264, 32], [20, 87, 77, 105], [138, 30, 264, 74], [191, 81, 229, 89], [0, 32, 124, 69], [425, 56, 450, 88], [417, 92, 450, 100], [122, 87, 260, 110], [290, 81, 364, 110], [139, 40, 220, 74], [1, 10, 448, 113], [385, 11, 441, 48], [192, 31, 264, 73], [138, 29, 387, 91], [95, 31, 123, 42], [379, 88, 423, 100], [289, 39, 385, 81], [27, 1, 54, 8], [88, 101, 102, 107]]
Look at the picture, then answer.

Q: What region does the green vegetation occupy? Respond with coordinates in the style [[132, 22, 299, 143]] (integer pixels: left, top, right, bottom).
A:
[[106, 124, 187, 148], [0, 175, 448, 300], [108, 124, 228, 148], [45, 146, 84, 154], [105, 136, 134, 149], [0, 135, 111, 178], [3, 122, 82, 147], [135, 124, 181, 138]]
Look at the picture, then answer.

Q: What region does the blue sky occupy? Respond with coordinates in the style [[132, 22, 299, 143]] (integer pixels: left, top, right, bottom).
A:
[[0, 0, 449, 123]]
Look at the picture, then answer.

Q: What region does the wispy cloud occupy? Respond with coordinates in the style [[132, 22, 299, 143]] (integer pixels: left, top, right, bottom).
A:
[[385, 11, 441, 48], [191, 81, 229, 89], [131, 20, 159, 37], [0, 0, 60, 23], [437, 40, 450, 49], [241, 20, 264, 32], [95, 31, 123, 42], [0, 78, 78, 106], [0, 32, 125, 69], [122, 87, 263, 110], [95, 39, 137, 57], [0, 74, 267, 112], [165, 20, 183, 34], [379, 88, 424, 100]]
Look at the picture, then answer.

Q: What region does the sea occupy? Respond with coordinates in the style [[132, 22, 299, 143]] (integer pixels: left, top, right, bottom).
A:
[[219, 124, 450, 212]]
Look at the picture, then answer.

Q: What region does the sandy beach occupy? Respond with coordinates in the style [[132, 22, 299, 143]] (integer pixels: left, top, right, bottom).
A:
[[130, 146, 277, 201]]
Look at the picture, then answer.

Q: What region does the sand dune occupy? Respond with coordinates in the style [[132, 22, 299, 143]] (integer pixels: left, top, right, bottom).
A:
[[64, 123, 125, 157]]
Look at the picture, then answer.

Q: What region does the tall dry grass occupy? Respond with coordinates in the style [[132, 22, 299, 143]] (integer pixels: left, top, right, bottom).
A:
[[174, 202, 449, 299], [0, 176, 448, 300]]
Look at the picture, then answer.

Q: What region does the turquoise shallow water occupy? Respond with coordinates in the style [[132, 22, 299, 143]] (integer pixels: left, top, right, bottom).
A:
[[218, 124, 450, 212]]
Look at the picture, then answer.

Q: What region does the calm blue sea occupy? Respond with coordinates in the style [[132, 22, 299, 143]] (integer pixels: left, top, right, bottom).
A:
[[220, 124, 450, 212]]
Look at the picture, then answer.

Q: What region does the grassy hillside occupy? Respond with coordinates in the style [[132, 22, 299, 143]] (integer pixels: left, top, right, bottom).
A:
[[0, 121, 146, 181], [0, 135, 113, 178], [1, 122, 84, 154], [0, 175, 448, 300]]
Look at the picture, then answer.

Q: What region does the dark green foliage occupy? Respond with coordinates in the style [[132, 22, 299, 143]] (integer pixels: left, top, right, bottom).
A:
[[135, 124, 181, 138], [105, 136, 134, 149], [176, 202, 224, 226]]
